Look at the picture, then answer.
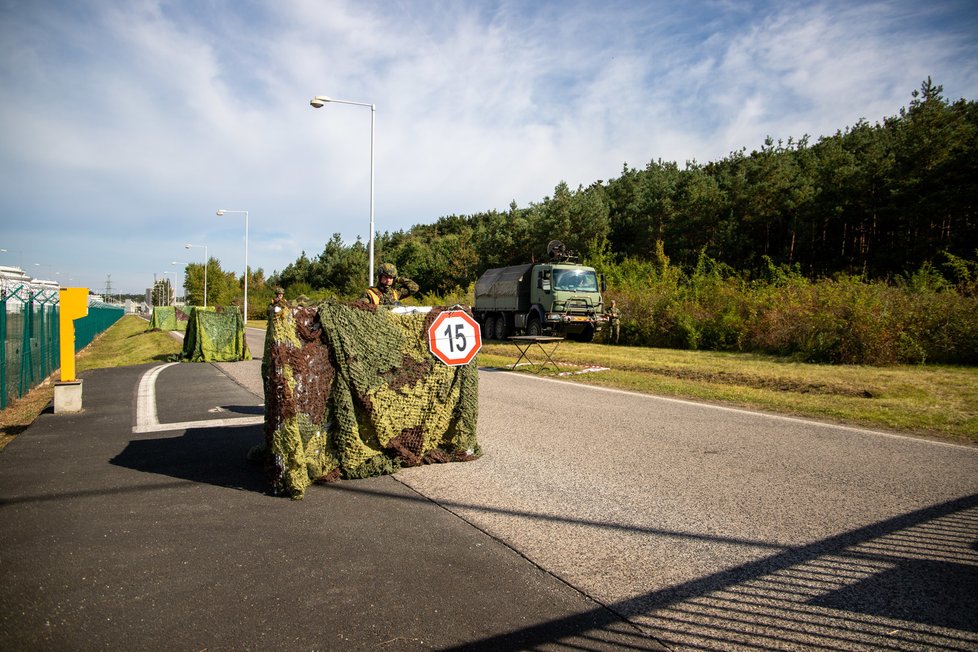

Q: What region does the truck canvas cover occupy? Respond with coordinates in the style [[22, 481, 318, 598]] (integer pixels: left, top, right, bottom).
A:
[[474, 264, 534, 312]]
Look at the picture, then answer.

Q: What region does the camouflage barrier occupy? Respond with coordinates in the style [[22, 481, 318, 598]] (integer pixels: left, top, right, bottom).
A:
[[181, 306, 251, 362], [148, 306, 192, 332], [262, 301, 480, 499]]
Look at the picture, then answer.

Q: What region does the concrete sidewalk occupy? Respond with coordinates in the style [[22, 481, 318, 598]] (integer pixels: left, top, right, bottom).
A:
[[0, 362, 662, 650]]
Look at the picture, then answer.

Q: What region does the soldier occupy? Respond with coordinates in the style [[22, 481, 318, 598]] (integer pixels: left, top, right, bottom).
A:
[[268, 287, 286, 320], [606, 299, 621, 344], [361, 262, 419, 306]]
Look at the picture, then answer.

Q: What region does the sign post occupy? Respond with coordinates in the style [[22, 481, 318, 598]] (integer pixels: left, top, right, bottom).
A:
[[427, 310, 482, 366]]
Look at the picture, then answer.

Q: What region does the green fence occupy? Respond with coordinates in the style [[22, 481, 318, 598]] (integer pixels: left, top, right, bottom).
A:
[[1, 285, 124, 409], [77, 302, 126, 350]]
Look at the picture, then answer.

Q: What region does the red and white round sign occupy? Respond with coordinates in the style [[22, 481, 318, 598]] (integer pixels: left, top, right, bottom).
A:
[[427, 310, 482, 366]]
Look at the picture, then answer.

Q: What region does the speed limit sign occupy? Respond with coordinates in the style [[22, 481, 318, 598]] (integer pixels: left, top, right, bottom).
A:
[[427, 310, 482, 366]]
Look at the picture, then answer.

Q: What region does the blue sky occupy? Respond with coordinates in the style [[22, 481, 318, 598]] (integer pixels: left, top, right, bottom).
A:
[[2, 0, 977, 294]]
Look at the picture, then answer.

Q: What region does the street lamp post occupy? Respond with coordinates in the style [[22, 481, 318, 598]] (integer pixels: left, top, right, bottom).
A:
[[161, 271, 175, 306], [184, 243, 207, 307], [309, 95, 376, 286], [171, 261, 183, 305], [216, 209, 249, 321]]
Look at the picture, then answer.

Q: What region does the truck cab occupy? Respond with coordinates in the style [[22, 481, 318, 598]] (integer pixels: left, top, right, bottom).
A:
[[474, 261, 605, 342]]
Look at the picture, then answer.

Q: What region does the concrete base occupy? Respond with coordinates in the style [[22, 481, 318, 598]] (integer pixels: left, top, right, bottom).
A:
[[54, 380, 83, 413]]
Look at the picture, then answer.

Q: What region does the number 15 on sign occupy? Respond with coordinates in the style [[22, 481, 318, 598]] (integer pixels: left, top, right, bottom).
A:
[[427, 310, 483, 366]]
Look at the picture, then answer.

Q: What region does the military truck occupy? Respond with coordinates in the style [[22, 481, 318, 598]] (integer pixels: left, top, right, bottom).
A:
[[474, 241, 606, 342]]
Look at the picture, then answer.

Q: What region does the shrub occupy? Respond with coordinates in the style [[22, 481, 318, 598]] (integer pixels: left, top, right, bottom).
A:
[[592, 251, 977, 366]]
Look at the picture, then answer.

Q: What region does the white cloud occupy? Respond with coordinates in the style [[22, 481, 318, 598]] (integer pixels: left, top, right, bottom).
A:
[[1, 0, 976, 292]]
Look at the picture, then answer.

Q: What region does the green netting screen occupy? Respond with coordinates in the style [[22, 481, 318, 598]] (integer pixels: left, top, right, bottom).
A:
[[181, 306, 251, 362], [262, 302, 480, 499], [148, 306, 192, 331]]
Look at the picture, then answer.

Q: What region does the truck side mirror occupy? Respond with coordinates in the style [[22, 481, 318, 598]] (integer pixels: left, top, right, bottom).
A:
[[600, 274, 607, 292]]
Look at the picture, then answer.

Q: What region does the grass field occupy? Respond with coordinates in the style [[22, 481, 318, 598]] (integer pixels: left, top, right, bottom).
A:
[[476, 340, 978, 445], [2, 315, 976, 452]]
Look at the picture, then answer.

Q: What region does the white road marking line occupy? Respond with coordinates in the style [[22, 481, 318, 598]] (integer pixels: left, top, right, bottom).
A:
[[133, 362, 263, 434], [135, 362, 177, 431], [133, 416, 264, 434]]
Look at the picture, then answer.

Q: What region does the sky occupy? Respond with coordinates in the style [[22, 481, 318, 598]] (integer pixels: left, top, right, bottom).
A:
[[2, 0, 977, 295]]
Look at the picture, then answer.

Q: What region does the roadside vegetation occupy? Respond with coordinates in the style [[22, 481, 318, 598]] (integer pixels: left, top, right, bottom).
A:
[[2, 314, 974, 452]]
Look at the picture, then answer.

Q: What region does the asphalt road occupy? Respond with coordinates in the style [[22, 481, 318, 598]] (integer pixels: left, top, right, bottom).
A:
[[397, 371, 978, 649], [230, 325, 978, 649], [2, 324, 976, 650]]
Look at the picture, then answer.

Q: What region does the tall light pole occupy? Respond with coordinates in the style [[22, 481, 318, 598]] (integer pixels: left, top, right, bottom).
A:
[[216, 209, 249, 321], [185, 243, 207, 307], [310, 95, 376, 285], [171, 261, 183, 305], [161, 271, 175, 305]]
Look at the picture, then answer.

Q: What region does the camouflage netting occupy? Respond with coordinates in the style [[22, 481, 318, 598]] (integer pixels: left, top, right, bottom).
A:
[[181, 306, 252, 362], [148, 306, 192, 331], [262, 301, 480, 499]]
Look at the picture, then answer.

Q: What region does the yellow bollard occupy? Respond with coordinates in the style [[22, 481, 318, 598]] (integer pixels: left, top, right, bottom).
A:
[[55, 287, 88, 413], [58, 287, 89, 382]]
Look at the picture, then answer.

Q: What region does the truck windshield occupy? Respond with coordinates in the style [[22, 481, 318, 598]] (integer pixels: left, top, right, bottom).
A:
[[552, 269, 598, 292]]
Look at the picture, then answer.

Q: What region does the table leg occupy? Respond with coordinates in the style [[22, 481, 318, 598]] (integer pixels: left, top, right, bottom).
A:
[[511, 343, 532, 369], [533, 341, 561, 372]]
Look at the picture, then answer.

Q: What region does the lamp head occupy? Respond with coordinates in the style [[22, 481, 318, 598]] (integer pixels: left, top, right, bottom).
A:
[[185, 244, 192, 249], [310, 95, 330, 108], [216, 209, 226, 216]]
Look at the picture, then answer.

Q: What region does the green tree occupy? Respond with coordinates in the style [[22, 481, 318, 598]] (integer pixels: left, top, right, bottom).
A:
[[275, 251, 313, 290], [182, 257, 231, 307], [885, 78, 978, 273]]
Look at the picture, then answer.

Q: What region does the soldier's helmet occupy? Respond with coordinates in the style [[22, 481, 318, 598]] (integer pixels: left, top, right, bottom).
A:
[[275, 287, 285, 296], [378, 262, 397, 278]]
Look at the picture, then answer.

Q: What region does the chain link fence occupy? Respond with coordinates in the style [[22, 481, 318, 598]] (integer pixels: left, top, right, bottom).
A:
[[2, 272, 123, 409]]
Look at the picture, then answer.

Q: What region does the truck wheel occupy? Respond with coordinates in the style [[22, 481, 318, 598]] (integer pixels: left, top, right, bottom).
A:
[[579, 326, 595, 343], [483, 316, 496, 340], [526, 317, 542, 337], [494, 316, 509, 340]]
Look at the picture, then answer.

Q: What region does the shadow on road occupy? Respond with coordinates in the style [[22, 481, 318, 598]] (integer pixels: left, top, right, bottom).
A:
[[105, 423, 978, 649], [217, 404, 265, 415], [330, 482, 978, 650], [110, 423, 267, 494]]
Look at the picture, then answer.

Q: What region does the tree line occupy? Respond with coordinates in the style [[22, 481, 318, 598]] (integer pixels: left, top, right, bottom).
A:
[[267, 79, 976, 299], [176, 80, 977, 364]]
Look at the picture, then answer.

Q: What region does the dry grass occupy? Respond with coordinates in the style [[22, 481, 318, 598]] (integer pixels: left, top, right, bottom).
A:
[[477, 341, 978, 445]]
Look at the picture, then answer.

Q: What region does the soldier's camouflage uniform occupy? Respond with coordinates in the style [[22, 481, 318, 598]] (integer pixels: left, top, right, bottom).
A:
[[361, 263, 419, 305]]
